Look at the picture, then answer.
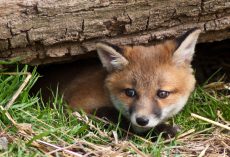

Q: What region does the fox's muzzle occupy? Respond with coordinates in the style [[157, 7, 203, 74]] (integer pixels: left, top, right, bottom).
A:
[[129, 101, 162, 127]]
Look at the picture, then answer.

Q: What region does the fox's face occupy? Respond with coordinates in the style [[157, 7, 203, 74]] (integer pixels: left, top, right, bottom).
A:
[[97, 29, 201, 132]]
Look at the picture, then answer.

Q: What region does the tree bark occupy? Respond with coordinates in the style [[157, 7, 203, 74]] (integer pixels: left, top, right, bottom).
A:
[[0, 0, 229, 64]]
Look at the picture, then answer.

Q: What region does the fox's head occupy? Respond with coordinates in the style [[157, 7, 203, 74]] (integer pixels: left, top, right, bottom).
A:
[[96, 29, 201, 132]]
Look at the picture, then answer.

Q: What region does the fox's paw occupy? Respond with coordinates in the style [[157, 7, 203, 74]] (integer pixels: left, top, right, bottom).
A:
[[154, 123, 181, 139]]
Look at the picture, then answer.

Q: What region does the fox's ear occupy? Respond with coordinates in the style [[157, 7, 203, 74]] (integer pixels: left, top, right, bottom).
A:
[[173, 28, 201, 65], [96, 42, 128, 72]]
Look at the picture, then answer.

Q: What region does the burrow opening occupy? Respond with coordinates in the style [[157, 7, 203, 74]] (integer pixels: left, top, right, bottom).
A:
[[28, 39, 230, 134], [35, 39, 230, 85]]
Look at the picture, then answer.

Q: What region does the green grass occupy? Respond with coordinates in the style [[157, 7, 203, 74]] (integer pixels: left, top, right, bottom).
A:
[[173, 86, 230, 131], [0, 65, 229, 156]]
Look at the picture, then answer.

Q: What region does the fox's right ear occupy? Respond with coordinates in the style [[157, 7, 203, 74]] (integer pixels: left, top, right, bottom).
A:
[[96, 42, 128, 72], [173, 28, 201, 65]]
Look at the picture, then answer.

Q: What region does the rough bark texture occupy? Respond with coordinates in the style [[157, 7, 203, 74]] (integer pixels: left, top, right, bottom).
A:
[[0, 0, 230, 64]]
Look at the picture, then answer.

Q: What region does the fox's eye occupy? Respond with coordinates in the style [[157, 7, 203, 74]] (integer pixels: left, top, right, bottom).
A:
[[157, 90, 170, 99], [124, 88, 136, 97]]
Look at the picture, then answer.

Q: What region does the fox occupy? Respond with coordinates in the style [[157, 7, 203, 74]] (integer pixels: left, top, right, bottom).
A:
[[37, 28, 201, 134], [62, 28, 201, 133]]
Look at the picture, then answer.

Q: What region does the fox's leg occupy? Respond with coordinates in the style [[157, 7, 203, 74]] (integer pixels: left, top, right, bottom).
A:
[[154, 123, 181, 139], [131, 123, 180, 140]]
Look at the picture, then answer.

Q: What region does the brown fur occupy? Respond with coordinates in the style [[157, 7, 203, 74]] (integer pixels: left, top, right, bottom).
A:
[[36, 29, 200, 132], [64, 65, 111, 113], [63, 41, 195, 113], [105, 41, 195, 116]]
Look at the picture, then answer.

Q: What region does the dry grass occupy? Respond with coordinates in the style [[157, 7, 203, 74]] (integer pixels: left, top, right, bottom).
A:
[[1, 107, 229, 156], [164, 129, 230, 157], [0, 67, 229, 156]]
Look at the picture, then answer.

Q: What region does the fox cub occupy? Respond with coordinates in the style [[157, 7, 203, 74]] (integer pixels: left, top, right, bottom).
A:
[[61, 28, 201, 133]]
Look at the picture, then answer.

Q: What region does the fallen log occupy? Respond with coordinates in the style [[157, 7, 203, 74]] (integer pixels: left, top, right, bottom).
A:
[[0, 0, 229, 64]]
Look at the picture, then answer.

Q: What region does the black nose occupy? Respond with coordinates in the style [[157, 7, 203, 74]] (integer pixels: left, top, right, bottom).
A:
[[136, 116, 149, 126]]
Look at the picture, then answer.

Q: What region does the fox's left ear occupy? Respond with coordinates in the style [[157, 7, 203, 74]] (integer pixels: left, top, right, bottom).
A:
[[96, 42, 128, 72], [173, 28, 201, 65]]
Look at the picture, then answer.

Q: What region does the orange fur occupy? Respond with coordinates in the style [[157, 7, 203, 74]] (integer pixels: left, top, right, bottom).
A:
[[63, 42, 188, 113], [63, 65, 111, 113], [105, 43, 195, 114], [41, 29, 200, 131]]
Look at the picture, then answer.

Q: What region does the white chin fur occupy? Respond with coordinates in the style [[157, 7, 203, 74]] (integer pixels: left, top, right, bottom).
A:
[[110, 94, 189, 133], [131, 113, 161, 128], [132, 125, 152, 133], [131, 96, 189, 130]]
